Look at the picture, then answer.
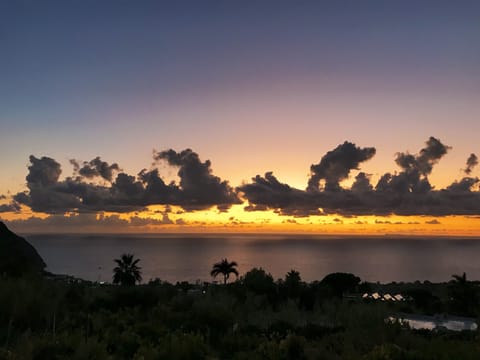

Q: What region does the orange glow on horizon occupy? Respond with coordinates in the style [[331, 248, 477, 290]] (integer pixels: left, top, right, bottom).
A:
[[2, 203, 479, 236]]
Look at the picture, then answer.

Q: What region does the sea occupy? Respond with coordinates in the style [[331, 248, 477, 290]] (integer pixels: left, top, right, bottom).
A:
[[25, 233, 480, 284]]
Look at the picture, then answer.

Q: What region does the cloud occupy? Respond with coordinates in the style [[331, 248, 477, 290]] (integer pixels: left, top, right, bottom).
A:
[[425, 219, 441, 225], [8, 138, 480, 219], [154, 149, 240, 210], [238, 172, 323, 217], [26, 155, 62, 186], [0, 202, 21, 213], [2, 213, 180, 233], [129, 214, 174, 226], [240, 137, 480, 217], [375, 219, 391, 224], [13, 150, 240, 214], [307, 141, 376, 192], [464, 154, 478, 175], [380, 136, 450, 194], [351, 172, 373, 193], [4, 214, 128, 232], [71, 157, 120, 182], [175, 218, 186, 225]]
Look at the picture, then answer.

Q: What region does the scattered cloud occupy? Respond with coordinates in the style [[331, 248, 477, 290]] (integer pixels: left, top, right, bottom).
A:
[[464, 154, 478, 175], [3, 213, 181, 233]]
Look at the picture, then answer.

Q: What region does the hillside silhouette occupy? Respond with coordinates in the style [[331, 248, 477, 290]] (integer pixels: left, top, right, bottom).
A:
[[0, 222, 46, 276]]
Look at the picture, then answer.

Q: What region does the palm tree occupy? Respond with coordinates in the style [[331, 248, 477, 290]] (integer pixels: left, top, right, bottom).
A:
[[452, 272, 467, 284], [210, 258, 239, 284], [113, 253, 142, 286], [449, 272, 478, 315]]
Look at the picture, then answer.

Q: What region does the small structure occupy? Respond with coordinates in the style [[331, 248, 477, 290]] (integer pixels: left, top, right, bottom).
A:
[[362, 292, 407, 302]]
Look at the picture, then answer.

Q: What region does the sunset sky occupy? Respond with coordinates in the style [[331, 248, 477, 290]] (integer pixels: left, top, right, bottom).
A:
[[1, 1, 479, 235]]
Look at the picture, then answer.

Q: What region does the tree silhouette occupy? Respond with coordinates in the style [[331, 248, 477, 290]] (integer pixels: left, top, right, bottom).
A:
[[449, 272, 478, 315], [452, 272, 467, 284], [284, 269, 302, 298], [113, 253, 142, 286], [242, 267, 275, 295], [321, 272, 361, 297], [210, 258, 239, 284]]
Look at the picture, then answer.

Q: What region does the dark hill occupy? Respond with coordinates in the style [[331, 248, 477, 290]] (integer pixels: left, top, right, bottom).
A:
[[0, 222, 46, 276]]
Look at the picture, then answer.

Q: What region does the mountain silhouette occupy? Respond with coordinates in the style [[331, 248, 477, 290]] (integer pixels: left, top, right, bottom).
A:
[[0, 222, 46, 276]]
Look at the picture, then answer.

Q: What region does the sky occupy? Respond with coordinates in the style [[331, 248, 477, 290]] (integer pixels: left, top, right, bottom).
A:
[[1, 0, 479, 234]]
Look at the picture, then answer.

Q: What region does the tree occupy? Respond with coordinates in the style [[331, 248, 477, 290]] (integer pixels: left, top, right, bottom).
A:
[[210, 258, 239, 284], [449, 272, 478, 316], [284, 269, 302, 299], [242, 268, 275, 295], [452, 272, 467, 285], [113, 254, 142, 286], [321, 272, 360, 297]]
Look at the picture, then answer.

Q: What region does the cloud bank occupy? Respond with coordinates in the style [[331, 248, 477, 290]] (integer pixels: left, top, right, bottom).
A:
[[238, 137, 480, 217], [1, 138, 479, 218], [9, 150, 239, 214]]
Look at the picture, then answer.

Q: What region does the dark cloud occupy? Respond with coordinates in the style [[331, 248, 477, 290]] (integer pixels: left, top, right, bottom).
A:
[[175, 218, 186, 225], [26, 155, 62, 186], [154, 149, 240, 210], [9, 139, 480, 218], [351, 172, 373, 193], [425, 219, 441, 225], [13, 150, 239, 214], [240, 137, 480, 217], [307, 141, 376, 192], [71, 157, 120, 182], [446, 177, 479, 192], [238, 172, 323, 217], [3, 213, 182, 233], [129, 214, 174, 226], [0, 202, 21, 213], [464, 154, 478, 175], [384, 136, 451, 194]]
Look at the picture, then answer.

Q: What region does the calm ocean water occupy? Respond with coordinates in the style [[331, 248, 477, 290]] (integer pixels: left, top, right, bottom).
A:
[[25, 233, 480, 284]]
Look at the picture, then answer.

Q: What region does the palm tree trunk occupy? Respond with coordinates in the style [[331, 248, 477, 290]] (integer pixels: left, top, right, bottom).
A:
[[224, 274, 227, 285]]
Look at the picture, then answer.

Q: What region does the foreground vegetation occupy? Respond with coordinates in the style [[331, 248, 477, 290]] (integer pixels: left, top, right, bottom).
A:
[[1, 265, 480, 359]]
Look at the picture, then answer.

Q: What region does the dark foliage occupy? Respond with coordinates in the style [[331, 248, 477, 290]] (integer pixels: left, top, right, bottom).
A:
[[113, 253, 142, 286], [0, 266, 479, 358], [210, 258, 239, 284], [320, 272, 361, 297]]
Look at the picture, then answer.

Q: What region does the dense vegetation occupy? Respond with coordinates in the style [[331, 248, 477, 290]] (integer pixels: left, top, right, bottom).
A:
[[1, 264, 479, 359]]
